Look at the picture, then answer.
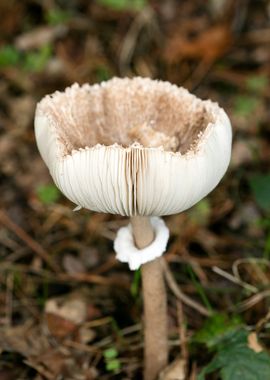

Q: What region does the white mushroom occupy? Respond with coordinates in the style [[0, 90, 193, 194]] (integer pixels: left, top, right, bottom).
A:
[[35, 77, 231, 217], [34, 77, 232, 380]]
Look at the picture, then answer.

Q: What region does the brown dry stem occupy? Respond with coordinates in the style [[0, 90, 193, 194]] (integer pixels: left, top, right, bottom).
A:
[[130, 216, 168, 380]]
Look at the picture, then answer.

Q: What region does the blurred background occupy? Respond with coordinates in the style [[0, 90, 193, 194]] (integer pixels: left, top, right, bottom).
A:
[[0, 0, 270, 379]]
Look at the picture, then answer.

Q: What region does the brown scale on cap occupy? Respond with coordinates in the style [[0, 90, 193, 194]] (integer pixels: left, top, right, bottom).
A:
[[127, 122, 179, 151], [37, 77, 213, 157]]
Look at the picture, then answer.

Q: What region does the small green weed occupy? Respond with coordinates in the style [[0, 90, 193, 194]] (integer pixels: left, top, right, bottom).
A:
[[23, 44, 52, 72], [0, 45, 20, 67], [103, 347, 121, 373], [0, 44, 52, 72], [46, 8, 72, 25], [256, 217, 270, 259], [96, 0, 146, 11], [233, 95, 259, 117], [194, 313, 242, 349], [130, 268, 141, 298], [95, 65, 112, 82], [246, 74, 268, 93], [249, 174, 270, 212], [36, 184, 60, 205], [188, 199, 211, 226], [187, 265, 213, 313]]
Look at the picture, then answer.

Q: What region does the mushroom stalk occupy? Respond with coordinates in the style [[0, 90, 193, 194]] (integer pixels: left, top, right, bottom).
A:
[[130, 216, 168, 380]]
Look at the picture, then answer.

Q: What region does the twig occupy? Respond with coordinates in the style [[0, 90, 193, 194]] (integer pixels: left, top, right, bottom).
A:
[[176, 245, 208, 285], [232, 258, 270, 286], [0, 209, 59, 272], [162, 259, 211, 317], [212, 265, 258, 293], [119, 6, 161, 74], [189, 362, 197, 380], [5, 272, 14, 326], [256, 309, 270, 333], [177, 300, 188, 372], [24, 359, 54, 380], [242, 29, 270, 44], [84, 316, 113, 328], [0, 262, 129, 288], [65, 340, 98, 353], [234, 290, 270, 312], [59, 272, 130, 288], [166, 252, 227, 268]]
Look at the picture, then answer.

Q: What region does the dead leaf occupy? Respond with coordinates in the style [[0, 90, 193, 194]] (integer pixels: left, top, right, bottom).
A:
[[0, 320, 49, 357], [45, 296, 88, 325], [231, 140, 253, 168], [248, 332, 263, 353], [0, 2, 23, 37], [9, 95, 35, 131], [164, 24, 233, 64], [77, 326, 96, 344], [15, 26, 68, 51], [45, 312, 78, 338], [63, 253, 87, 275], [0, 369, 19, 380], [159, 358, 186, 380]]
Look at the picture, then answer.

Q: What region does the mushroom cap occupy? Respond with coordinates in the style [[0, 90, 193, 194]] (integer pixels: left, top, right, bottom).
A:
[[35, 77, 232, 216]]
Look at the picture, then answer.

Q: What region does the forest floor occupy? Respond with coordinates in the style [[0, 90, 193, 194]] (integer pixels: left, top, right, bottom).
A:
[[0, 0, 270, 379]]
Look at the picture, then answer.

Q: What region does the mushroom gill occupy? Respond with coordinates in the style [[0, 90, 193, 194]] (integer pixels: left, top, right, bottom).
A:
[[36, 77, 213, 156]]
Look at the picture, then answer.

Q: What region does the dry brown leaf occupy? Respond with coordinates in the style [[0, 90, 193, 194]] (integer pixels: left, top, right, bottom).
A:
[[0, 319, 96, 379], [78, 326, 96, 344], [248, 332, 263, 353], [0, 369, 19, 380], [0, 320, 49, 357], [159, 358, 186, 380], [45, 312, 78, 338], [164, 24, 233, 64], [45, 296, 88, 325], [231, 140, 253, 168], [63, 253, 87, 275], [0, 1, 23, 36], [25, 350, 68, 379], [15, 26, 67, 51], [9, 95, 35, 132]]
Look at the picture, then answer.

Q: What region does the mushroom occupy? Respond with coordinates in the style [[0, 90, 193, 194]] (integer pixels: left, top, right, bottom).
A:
[[34, 77, 232, 380]]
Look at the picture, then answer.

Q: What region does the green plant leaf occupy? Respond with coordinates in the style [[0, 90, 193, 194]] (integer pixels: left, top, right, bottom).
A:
[[46, 8, 72, 25], [0, 45, 20, 67], [198, 329, 270, 380], [95, 65, 112, 82], [221, 350, 270, 380], [187, 266, 213, 313], [103, 347, 121, 373], [188, 199, 211, 226], [246, 75, 268, 93], [103, 347, 118, 360], [23, 44, 52, 72], [249, 174, 270, 211], [96, 0, 146, 11], [194, 313, 242, 349], [130, 268, 141, 298], [36, 184, 60, 204], [233, 95, 259, 117], [106, 358, 121, 372]]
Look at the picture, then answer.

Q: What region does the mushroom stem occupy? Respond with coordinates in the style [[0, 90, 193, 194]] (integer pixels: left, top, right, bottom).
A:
[[130, 216, 168, 380]]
